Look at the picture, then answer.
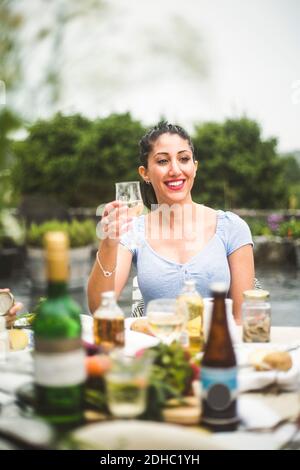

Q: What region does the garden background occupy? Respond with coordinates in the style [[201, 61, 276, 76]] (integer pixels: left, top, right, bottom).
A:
[[0, 0, 299, 323]]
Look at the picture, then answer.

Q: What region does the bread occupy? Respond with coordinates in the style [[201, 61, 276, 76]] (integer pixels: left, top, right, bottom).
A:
[[249, 349, 292, 371], [163, 396, 201, 425], [263, 351, 292, 371], [8, 329, 29, 351], [130, 318, 154, 336]]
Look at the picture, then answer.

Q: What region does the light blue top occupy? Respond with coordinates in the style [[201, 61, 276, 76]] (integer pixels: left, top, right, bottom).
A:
[[120, 210, 253, 311]]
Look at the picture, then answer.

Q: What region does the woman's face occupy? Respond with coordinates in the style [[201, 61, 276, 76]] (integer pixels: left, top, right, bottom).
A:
[[139, 133, 197, 206]]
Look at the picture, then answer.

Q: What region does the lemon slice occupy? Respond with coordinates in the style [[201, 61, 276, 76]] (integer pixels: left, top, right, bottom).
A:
[[8, 329, 29, 351]]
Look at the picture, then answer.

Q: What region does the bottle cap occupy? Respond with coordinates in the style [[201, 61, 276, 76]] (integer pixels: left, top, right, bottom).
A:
[[101, 291, 116, 300], [0, 291, 14, 316], [243, 289, 270, 300], [210, 282, 227, 294], [184, 279, 196, 287], [44, 231, 69, 251], [44, 231, 69, 281]]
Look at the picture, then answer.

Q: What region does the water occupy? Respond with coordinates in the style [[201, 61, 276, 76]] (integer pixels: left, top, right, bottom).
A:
[[2, 265, 300, 326]]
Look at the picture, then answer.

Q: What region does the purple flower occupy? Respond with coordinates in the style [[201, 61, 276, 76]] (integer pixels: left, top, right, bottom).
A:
[[267, 214, 284, 233]]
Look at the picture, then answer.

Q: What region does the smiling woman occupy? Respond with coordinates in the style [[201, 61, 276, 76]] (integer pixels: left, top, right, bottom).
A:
[[87, 121, 255, 322]]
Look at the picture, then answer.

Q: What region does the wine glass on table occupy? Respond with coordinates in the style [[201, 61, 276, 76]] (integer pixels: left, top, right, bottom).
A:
[[146, 299, 187, 346], [115, 181, 144, 248]]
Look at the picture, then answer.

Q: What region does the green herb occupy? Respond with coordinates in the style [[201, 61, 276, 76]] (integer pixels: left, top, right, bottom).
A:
[[142, 342, 194, 420]]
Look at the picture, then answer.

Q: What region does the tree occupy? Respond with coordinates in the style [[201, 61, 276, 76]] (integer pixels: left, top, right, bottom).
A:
[[192, 117, 288, 209], [281, 154, 300, 208], [12, 112, 146, 207], [76, 113, 146, 206]]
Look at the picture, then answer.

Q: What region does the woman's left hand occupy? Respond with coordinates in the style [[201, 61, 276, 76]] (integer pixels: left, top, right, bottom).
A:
[[0, 288, 23, 328]]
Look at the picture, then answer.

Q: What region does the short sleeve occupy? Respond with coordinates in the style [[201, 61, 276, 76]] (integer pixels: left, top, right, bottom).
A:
[[119, 216, 145, 261], [119, 227, 136, 256], [221, 211, 253, 256]]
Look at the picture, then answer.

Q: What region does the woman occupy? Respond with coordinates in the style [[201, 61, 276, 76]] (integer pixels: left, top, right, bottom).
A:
[[88, 122, 254, 323]]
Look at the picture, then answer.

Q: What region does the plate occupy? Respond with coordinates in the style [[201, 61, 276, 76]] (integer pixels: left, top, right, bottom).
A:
[[72, 419, 226, 450], [235, 343, 300, 392]]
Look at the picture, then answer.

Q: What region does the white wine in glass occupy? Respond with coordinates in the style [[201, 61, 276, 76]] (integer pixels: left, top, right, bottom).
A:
[[115, 181, 144, 247], [147, 299, 186, 345]]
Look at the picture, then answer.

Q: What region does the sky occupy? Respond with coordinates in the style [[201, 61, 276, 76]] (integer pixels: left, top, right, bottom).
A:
[[13, 0, 300, 152]]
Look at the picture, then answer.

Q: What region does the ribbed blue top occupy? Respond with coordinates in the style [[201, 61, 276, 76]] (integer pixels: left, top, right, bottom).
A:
[[120, 210, 253, 312]]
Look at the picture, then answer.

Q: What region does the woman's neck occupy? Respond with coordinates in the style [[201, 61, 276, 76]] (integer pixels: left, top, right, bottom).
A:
[[148, 201, 204, 236]]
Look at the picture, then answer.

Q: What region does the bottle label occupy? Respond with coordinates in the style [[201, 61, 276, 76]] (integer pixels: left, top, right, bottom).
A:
[[34, 349, 86, 386], [201, 367, 237, 410]]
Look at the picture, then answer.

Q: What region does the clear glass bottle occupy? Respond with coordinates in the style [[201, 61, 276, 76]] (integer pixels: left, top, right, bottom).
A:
[[0, 317, 9, 363], [33, 231, 86, 429], [177, 279, 204, 355], [242, 290, 271, 343], [93, 291, 125, 353]]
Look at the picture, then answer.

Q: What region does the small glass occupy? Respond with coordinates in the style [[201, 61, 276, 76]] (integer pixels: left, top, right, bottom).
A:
[[146, 298, 187, 345], [242, 290, 271, 343], [105, 349, 153, 419], [115, 181, 144, 248]]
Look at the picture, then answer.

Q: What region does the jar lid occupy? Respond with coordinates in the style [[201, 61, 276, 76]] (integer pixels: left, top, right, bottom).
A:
[[243, 289, 270, 300], [0, 291, 14, 316]]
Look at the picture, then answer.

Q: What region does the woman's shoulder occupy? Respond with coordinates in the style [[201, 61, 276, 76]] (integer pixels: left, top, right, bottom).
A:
[[217, 209, 247, 227], [215, 210, 253, 254]]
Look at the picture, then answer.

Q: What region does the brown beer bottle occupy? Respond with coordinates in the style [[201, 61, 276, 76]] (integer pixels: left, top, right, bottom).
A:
[[201, 283, 239, 431]]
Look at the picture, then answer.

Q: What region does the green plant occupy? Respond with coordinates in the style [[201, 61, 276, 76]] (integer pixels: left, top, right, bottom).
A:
[[192, 117, 288, 209], [12, 112, 146, 207], [143, 342, 195, 420], [26, 219, 97, 248], [0, 209, 24, 249], [278, 218, 300, 239], [244, 218, 272, 237]]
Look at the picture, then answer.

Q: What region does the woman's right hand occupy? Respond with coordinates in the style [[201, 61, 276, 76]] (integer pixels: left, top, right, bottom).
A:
[[98, 201, 133, 247]]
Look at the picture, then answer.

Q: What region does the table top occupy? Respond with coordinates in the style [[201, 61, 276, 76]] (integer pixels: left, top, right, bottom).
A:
[[1, 322, 300, 450], [237, 326, 300, 344]]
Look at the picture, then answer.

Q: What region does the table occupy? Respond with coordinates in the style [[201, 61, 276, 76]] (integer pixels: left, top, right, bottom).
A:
[[0, 323, 300, 450]]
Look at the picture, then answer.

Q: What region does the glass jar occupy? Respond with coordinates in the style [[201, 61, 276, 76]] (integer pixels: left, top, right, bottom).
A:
[[242, 290, 271, 342]]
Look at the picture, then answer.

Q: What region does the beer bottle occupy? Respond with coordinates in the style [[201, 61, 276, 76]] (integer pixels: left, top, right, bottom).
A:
[[93, 291, 125, 353], [33, 232, 86, 429], [177, 279, 204, 355], [201, 283, 238, 431]]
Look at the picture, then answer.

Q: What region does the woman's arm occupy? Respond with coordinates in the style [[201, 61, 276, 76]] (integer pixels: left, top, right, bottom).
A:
[[228, 244, 255, 324], [87, 241, 133, 314], [87, 201, 133, 314]]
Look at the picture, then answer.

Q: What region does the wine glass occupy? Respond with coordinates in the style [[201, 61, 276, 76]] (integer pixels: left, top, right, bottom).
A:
[[146, 298, 187, 345], [115, 181, 144, 217], [115, 181, 144, 247]]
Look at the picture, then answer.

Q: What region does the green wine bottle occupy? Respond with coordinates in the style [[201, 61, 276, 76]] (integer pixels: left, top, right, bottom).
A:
[[33, 232, 86, 429]]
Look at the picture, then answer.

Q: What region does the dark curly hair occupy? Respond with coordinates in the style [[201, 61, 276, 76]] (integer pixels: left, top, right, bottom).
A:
[[139, 121, 194, 209]]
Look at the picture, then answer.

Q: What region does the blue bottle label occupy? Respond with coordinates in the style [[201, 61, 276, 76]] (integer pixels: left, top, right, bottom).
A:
[[201, 367, 237, 410]]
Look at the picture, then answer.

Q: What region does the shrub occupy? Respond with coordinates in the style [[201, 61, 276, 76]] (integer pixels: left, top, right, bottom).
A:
[[12, 112, 146, 207], [278, 218, 300, 240], [26, 219, 97, 248], [244, 218, 272, 237]]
